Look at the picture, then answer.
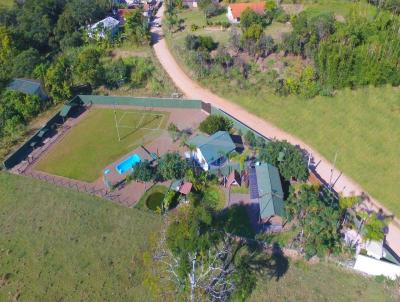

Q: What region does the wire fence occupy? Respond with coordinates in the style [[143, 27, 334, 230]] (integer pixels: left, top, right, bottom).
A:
[[22, 170, 132, 207]]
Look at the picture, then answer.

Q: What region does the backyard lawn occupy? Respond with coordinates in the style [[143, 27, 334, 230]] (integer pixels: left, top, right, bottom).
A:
[[0, 172, 161, 302], [36, 108, 169, 182]]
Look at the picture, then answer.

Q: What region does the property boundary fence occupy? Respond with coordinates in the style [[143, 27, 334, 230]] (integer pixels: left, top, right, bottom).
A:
[[22, 170, 131, 206], [3, 95, 265, 170]]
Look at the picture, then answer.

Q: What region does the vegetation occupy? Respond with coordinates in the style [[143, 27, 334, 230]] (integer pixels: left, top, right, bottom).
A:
[[285, 184, 342, 259], [259, 140, 309, 182], [36, 108, 169, 182], [166, 5, 400, 216], [0, 0, 175, 162], [248, 260, 398, 302], [149, 201, 272, 301], [129, 159, 155, 183], [199, 115, 233, 135], [0, 172, 161, 301], [157, 152, 188, 181]]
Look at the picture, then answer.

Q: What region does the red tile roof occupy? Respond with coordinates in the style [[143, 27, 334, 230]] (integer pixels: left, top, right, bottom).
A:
[[229, 2, 265, 19], [226, 170, 241, 187], [179, 182, 193, 195]]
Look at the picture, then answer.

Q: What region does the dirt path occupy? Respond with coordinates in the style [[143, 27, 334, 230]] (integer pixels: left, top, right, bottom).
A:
[[151, 6, 400, 254]]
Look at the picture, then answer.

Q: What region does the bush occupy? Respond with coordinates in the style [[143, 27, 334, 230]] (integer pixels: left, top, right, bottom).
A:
[[191, 24, 199, 31], [104, 59, 128, 89], [185, 34, 218, 52], [128, 57, 155, 87], [199, 115, 233, 134], [205, 3, 226, 18]]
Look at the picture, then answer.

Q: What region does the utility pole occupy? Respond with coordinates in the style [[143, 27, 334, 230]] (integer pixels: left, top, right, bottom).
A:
[[329, 151, 338, 189], [113, 103, 121, 142]]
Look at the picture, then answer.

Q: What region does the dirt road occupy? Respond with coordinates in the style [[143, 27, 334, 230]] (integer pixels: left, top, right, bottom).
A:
[[151, 6, 400, 254]]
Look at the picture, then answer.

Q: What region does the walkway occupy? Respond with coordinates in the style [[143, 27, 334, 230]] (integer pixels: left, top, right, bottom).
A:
[[151, 6, 400, 254]]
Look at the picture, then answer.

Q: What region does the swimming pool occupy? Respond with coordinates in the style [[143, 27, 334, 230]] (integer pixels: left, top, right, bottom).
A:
[[116, 154, 141, 174]]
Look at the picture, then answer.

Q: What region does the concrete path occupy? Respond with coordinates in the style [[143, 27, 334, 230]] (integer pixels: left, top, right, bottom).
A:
[[150, 6, 400, 254]]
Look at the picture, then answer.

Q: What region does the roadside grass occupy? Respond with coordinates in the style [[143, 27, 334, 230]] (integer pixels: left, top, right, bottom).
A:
[[165, 9, 400, 216], [35, 108, 170, 182], [135, 184, 169, 211], [248, 260, 398, 302], [0, 172, 161, 302]]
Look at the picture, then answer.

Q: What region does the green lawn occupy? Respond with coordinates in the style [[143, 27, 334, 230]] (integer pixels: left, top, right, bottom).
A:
[[0, 172, 161, 302], [0, 172, 397, 301], [175, 9, 231, 46], [248, 260, 398, 302], [36, 108, 169, 182]]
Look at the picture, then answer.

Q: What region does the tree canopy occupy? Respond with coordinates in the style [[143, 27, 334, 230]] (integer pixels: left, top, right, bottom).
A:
[[199, 115, 233, 135], [261, 140, 309, 181]]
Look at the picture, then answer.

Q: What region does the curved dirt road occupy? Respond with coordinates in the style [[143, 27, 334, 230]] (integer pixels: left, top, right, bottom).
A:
[[151, 6, 400, 252]]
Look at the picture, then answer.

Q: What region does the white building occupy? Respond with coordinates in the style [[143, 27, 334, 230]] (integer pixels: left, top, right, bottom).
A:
[[88, 17, 120, 39]]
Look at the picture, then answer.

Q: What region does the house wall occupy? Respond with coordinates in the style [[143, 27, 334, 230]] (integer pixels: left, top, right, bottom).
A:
[[227, 7, 239, 23], [194, 148, 209, 171]]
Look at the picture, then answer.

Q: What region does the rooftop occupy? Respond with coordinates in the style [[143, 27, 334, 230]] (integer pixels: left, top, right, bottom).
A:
[[189, 131, 236, 165], [7, 78, 43, 96], [250, 163, 284, 219], [228, 2, 266, 19]]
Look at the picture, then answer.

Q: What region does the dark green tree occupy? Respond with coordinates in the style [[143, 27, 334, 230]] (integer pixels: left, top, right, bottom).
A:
[[157, 152, 187, 180], [130, 160, 154, 182], [263, 140, 309, 181], [199, 115, 233, 135]]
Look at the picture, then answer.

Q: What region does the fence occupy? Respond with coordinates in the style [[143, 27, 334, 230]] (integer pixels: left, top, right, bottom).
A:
[[3, 94, 267, 170], [22, 170, 132, 206], [77, 95, 203, 109], [211, 106, 270, 141]]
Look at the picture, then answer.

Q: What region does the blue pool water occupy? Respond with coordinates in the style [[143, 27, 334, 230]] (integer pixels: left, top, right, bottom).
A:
[[116, 154, 141, 174]]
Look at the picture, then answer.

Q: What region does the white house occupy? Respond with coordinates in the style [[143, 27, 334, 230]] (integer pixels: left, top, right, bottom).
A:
[[188, 131, 236, 171], [88, 17, 120, 39]]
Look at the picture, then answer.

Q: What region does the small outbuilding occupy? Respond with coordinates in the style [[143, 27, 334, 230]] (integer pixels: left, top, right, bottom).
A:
[[249, 163, 285, 229], [7, 78, 48, 100]]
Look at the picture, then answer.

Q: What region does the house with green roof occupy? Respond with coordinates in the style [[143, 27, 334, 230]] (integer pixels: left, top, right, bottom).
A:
[[7, 78, 48, 100], [188, 131, 236, 171], [249, 163, 285, 229]]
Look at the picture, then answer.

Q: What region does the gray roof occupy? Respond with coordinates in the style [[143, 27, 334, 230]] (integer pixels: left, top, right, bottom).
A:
[[189, 131, 236, 165], [7, 78, 43, 96], [91, 16, 120, 29], [251, 163, 284, 219]]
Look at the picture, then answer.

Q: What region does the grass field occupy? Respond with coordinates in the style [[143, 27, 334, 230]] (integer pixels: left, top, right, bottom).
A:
[[0, 172, 398, 301], [0, 172, 161, 302], [248, 260, 398, 302], [36, 108, 170, 182]]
